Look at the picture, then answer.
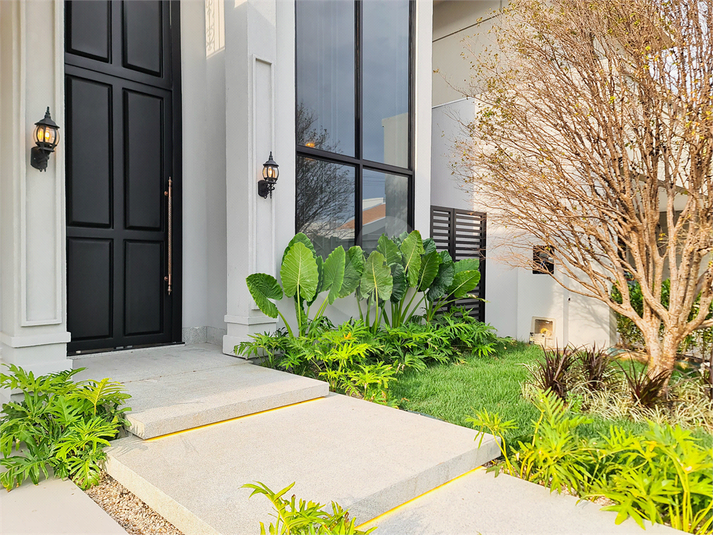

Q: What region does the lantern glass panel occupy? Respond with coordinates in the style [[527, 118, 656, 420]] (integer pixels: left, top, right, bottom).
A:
[[34, 125, 58, 147]]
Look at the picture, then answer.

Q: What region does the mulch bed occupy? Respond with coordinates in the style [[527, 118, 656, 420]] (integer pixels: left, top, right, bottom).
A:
[[84, 473, 183, 535]]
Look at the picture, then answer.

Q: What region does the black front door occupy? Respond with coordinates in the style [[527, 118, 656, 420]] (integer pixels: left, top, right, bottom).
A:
[[65, 0, 182, 354]]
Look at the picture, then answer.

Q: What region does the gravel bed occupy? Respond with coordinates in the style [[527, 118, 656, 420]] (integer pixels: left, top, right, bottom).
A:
[[84, 473, 183, 535]]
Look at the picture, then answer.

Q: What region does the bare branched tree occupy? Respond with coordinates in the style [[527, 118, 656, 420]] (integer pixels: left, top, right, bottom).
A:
[[458, 0, 713, 384]]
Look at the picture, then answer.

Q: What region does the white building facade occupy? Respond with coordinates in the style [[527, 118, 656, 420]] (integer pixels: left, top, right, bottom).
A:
[[0, 0, 617, 397], [0, 0, 434, 388]]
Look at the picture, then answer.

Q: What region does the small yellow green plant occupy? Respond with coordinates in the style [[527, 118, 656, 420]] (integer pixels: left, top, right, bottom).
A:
[[243, 481, 376, 535]]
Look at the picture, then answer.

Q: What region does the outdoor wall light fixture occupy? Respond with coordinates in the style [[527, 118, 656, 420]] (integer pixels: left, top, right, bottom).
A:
[[258, 151, 279, 198], [30, 107, 60, 172]]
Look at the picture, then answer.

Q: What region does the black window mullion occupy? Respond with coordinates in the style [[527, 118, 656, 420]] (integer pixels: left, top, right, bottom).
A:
[[355, 0, 363, 247], [355, 0, 362, 162], [356, 162, 363, 247], [408, 0, 415, 231]]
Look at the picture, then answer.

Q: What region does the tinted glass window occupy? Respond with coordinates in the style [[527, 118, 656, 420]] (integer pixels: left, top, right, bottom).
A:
[[362, 0, 409, 167], [296, 156, 356, 258], [296, 0, 355, 156], [361, 169, 408, 251]]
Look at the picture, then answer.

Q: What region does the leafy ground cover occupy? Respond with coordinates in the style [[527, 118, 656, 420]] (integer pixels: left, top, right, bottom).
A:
[[0, 365, 130, 490], [391, 342, 713, 448]]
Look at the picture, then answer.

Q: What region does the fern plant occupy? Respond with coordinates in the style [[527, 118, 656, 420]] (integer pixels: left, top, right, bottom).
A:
[[517, 389, 594, 495], [590, 423, 713, 533], [243, 481, 376, 535], [0, 364, 130, 490]]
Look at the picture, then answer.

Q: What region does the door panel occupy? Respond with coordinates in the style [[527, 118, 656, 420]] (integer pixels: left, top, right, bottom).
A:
[[65, 1, 112, 62], [65, 0, 181, 353], [67, 238, 113, 340], [65, 76, 113, 228], [124, 90, 164, 230], [122, 1, 163, 76], [124, 241, 164, 335]]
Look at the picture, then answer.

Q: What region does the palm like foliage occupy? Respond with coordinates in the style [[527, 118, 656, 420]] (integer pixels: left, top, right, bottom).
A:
[[0, 364, 129, 490]]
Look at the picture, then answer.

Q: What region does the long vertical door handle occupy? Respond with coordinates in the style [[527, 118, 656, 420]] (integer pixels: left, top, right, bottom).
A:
[[164, 178, 173, 295]]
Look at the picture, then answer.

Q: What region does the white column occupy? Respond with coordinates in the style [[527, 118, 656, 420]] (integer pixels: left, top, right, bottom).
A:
[[0, 0, 71, 390], [222, 0, 284, 354]]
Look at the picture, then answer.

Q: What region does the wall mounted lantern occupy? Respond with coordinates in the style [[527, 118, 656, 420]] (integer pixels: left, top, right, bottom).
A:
[[30, 107, 60, 172], [258, 152, 279, 198]]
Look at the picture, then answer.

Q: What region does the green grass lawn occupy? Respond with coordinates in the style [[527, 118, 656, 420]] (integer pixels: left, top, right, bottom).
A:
[[391, 342, 712, 447]]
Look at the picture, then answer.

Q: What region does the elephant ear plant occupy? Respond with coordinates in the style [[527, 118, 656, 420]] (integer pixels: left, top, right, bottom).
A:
[[244, 230, 483, 339], [246, 233, 362, 337], [370, 230, 483, 327], [424, 254, 482, 322]]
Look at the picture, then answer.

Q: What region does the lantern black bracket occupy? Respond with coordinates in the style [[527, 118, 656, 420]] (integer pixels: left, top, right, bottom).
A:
[[258, 179, 275, 198], [30, 107, 60, 172], [30, 146, 53, 172]]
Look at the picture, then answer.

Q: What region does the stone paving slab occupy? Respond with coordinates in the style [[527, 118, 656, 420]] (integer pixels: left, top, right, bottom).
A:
[[0, 477, 127, 535], [359, 467, 681, 535], [106, 393, 500, 535], [73, 344, 329, 438]]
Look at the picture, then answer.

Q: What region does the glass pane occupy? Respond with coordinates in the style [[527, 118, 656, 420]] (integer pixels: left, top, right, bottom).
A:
[[362, 0, 409, 168], [296, 156, 356, 258], [361, 169, 409, 252], [296, 0, 355, 156]]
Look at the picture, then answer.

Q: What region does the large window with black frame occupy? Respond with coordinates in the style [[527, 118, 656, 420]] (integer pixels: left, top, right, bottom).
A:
[[295, 0, 413, 258]]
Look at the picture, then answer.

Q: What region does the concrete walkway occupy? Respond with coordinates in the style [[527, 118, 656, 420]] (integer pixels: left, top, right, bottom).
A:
[[1, 344, 684, 534], [0, 478, 127, 535], [359, 467, 679, 535]]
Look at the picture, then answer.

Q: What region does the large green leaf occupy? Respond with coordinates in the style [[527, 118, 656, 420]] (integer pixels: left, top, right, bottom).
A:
[[390, 264, 408, 303], [423, 238, 437, 255], [281, 233, 317, 266], [417, 250, 442, 291], [306, 255, 324, 307], [448, 270, 481, 300], [428, 251, 455, 302], [339, 246, 365, 298], [360, 251, 393, 303], [376, 235, 402, 267], [322, 246, 346, 304], [455, 258, 480, 274], [280, 242, 319, 302], [246, 273, 283, 318], [400, 230, 424, 287]]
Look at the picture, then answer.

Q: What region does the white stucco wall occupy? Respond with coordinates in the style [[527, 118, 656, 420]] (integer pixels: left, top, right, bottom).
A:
[[431, 98, 614, 347], [0, 0, 72, 393], [432, 0, 502, 106], [180, 0, 228, 345]]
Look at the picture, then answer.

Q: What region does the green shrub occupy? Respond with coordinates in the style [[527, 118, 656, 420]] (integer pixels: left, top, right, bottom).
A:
[[236, 310, 503, 404], [591, 423, 713, 533], [0, 364, 130, 490], [469, 389, 713, 533], [243, 481, 376, 535]]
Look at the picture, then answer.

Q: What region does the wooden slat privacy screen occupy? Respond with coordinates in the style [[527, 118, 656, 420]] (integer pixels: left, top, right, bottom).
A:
[[430, 206, 487, 322]]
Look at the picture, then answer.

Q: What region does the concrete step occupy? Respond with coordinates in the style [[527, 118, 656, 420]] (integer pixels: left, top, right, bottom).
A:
[[73, 344, 329, 438], [0, 478, 128, 535], [360, 467, 681, 535], [106, 393, 500, 535]]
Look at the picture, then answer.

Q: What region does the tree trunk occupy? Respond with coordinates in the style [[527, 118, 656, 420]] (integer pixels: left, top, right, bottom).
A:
[[641, 324, 680, 394]]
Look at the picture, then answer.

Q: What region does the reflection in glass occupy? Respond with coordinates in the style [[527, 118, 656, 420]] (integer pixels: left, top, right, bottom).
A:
[[296, 0, 355, 156], [361, 169, 409, 252], [363, 0, 409, 167], [296, 156, 356, 258]]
